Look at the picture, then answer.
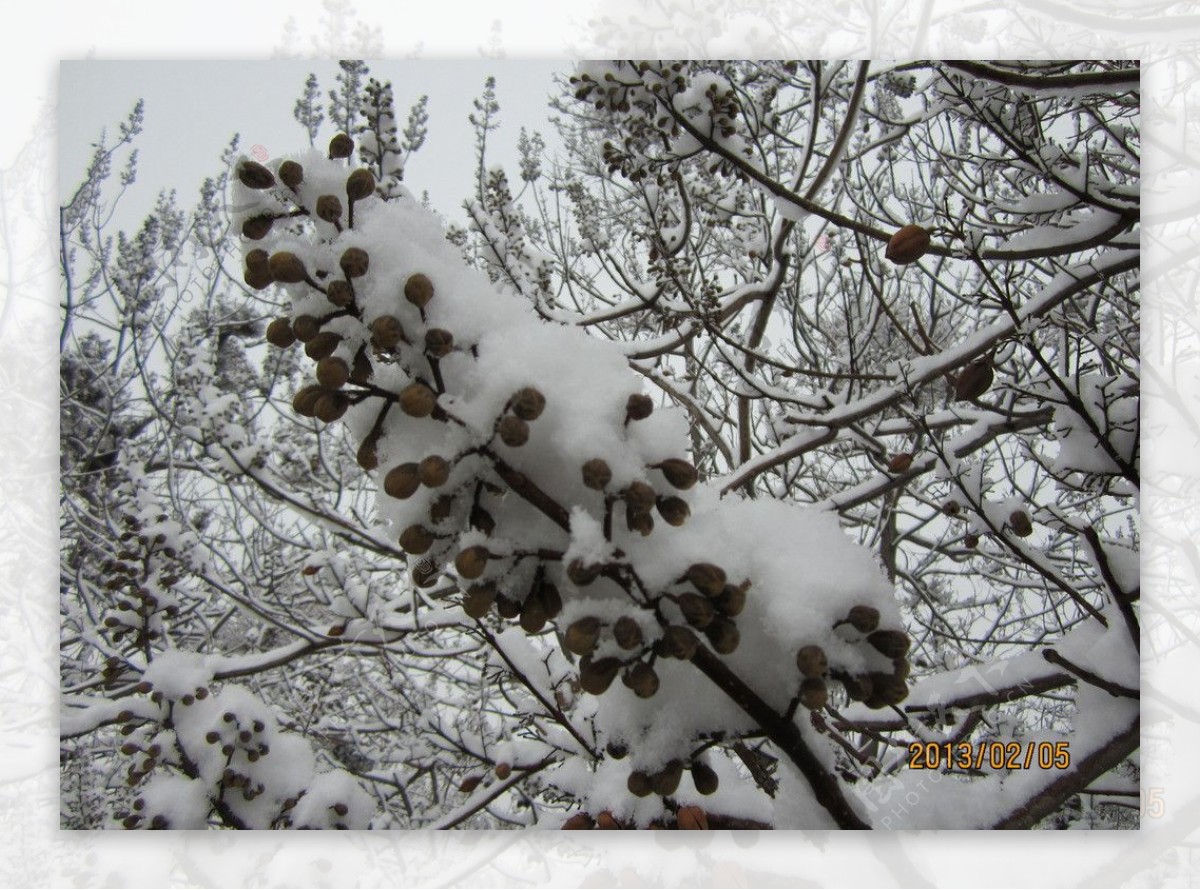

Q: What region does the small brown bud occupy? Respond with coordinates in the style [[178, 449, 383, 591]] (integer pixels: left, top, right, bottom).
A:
[[564, 616, 602, 656], [462, 584, 496, 619], [624, 481, 656, 511], [292, 315, 320, 342], [867, 629, 911, 659], [581, 458, 612, 490], [244, 264, 274, 290], [796, 645, 828, 677], [943, 499, 962, 517], [625, 393, 653, 421], [424, 328, 454, 358], [315, 356, 350, 390], [237, 160, 275, 189], [519, 592, 549, 634], [291, 385, 324, 418], [265, 318, 296, 349], [346, 168, 375, 202], [627, 771, 653, 797], [498, 415, 529, 447], [315, 194, 343, 224], [370, 315, 405, 349], [328, 133, 354, 159], [417, 455, 451, 488], [622, 662, 660, 698], [277, 160, 303, 190], [340, 247, 369, 278], [495, 594, 521, 620], [625, 504, 654, 536], [685, 563, 726, 597], [494, 762, 512, 780], [268, 251, 307, 284], [656, 496, 690, 526], [245, 248, 270, 276], [714, 583, 747, 617], [658, 625, 699, 660], [1009, 509, 1033, 537], [888, 453, 914, 473], [455, 546, 489, 580], [964, 533, 980, 549], [326, 279, 353, 308], [677, 593, 715, 630], [384, 463, 421, 500], [579, 656, 621, 695], [404, 273, 435, 307], [844, 605, 880, 633], [412, 562, 438, 588], [399, 383, 437, 418], [399, 525, 434, 555], [885, 224, 931, 265], [955, 359, 994, 401], [613, 616, 644, 650], [651, 760, 683, 796], [705, 617, 740, 654], [799, 677, 828, 710], [567, 558, 601, 587], [311, 391, 347, 423], [243, 214, 276, 240], [510, 387, 546, 421], [606, 741, 629, 759], [691, 760, 719, 795], [459, 775, 482, 794], [304, 331, 342, 361], [655, 459, 698, 490]]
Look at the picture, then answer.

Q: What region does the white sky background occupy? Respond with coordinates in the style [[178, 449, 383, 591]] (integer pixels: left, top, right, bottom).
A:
[[6, 0, 1200, 885], [59, 60, 571, 230]]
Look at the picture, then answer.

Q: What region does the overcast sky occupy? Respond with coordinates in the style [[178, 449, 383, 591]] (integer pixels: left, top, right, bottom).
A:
[[59, 59, 571, 231]]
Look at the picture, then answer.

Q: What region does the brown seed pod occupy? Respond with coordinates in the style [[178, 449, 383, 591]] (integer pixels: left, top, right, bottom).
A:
[[245, 248, 270, 276], [265, 318, 296, 349], [715, 583, 748, 617], [291, 385, 324, 418], [658, 625, 699, 660], [651, 760, 683, 796], [469, 504, 495, 535], [328, 133, 354, 159], [498, 415, 530, 447], [691, 760, 719, 795], [964, 533, 980, 549], [244, 265, 274, 290], [493, 762, 512, 780], [519, 592, 549, 634], [346, 168, 375, 202], [625, 504, 654, 537], [424, 328, 454, 358], [799, 677, 829, 710], [842, 673, 874, 702], [540, 582, 563, 619], [867, 673, 908, 707], [412, 562, 438, 588], [613, 616, 644, 651], [1009, 509, 1033, 537], [655, 459, 698, 490], [564, 616, 602, 656], [459, 775, 482, 794], [942, 500, 962, 517], [509, 387, 547, 421], [340, 247, 370, 278], [627, 771, 654, 798], [404, 273, 435, 307], [867, 629, 911, 659], [885, 224, 931, 265], [676, 805, 709, 830], [383, 463, 421, 500], [455, 546, 489, 580], [315, 194, 343, 224], [350, 348, 373, 385], [312, 391, 349, 423], [399, 383, 437, 418], [277, 160, 303, 190], [624, 481, 657, 511], [292, 315, 321, 342], [567, 558, 601, 587], [606, 741, 628, 759], [892, 657, 912, 681], [844, 605, 880, 634], [356, 435, 379, 471], [399, 525, 434, 555], [417, 455, 451, 488], [656, 496, 690, 527], [370, 315, 405, 349], [796, 645, 828, 677], [581, 458, 612, 491], [579, 656, 621, 695], [622, 662, 660, 698], [562, 813, 596, 830], [685, 563, 726, 597], [305, 331, 342, 361], [462, 584, 497, 619], [596, 811, 622, 830], [677, 593, 715, 630], [237, 160, 275, 189], [326, 279, 353, 308], [315, 356, 350, 390], [495, 593, 521, 620], [954, 359, 994, 401], [241, 215, 274, 240], [430, 494, 456, 523], [268, 251, 307, 284], [888, 453, 914, 473], [705, 617, 740, 655], [626, 393, 653, 421]]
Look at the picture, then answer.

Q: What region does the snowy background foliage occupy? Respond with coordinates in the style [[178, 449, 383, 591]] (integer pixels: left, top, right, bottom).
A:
[[60, 60, 1139, 830]]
